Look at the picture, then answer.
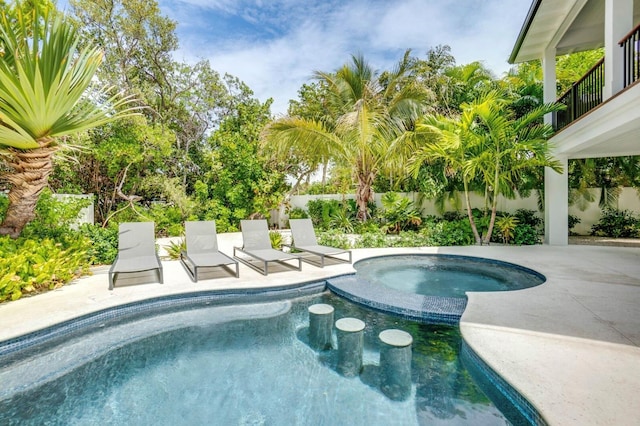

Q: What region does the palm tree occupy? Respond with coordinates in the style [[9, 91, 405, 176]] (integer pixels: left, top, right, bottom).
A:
[[468, 91, 562, 243], [0, 2, 139, 238], [405, 91, 562, 245], [403, 107, 485, 244], [262, 52, 426, 221]]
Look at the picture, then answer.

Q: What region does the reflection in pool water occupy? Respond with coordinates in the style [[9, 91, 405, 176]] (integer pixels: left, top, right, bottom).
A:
[[355, 255, 545, 298], [0, 291, 529, 425]]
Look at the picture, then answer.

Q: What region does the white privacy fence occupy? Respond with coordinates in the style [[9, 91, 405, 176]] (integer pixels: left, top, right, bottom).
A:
[[276, 189, 640, 236], [53, 194, 94, 228]]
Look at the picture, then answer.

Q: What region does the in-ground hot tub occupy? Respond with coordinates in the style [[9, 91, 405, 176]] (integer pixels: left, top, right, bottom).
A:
[[327, 254, 546, 325], [354, 254, 545, 298]]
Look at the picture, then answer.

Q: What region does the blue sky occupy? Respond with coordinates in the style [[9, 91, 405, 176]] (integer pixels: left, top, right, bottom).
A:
[[113, 0, 535, 114]]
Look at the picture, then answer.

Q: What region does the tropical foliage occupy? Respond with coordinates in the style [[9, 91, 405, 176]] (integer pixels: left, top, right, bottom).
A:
[[262, 52, 428, 221], [403, 90, 562, 244], [591, 209, 639, 238], [0, 1, 139, 238], [1, 0, 635, 301], [0, 236, 90, 301], [378, 192, 422, 234]]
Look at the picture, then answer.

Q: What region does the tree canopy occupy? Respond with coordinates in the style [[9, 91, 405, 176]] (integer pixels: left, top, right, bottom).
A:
[[0, 0, 628, 238]]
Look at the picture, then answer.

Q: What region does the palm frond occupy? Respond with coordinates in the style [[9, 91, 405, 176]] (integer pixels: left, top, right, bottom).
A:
[[0, 2, 140, 149]]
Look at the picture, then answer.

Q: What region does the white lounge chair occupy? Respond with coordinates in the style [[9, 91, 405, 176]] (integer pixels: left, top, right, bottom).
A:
[[234, 220, 302, 275], [180, 221, 239, 281], [109, 222, 163, 290], [285, 218, 352, 267]]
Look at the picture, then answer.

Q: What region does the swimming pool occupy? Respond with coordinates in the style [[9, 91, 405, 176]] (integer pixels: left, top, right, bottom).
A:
[[354, 254, 545, 298], [0, 284, 540, 425]]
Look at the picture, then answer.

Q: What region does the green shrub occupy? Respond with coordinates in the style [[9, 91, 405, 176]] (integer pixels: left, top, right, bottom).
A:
[[377, 192, 422, 234], [591, 209, 640, 238], [0, 195, 8, 217], [316, 230, 351, 249], [307, 199, 342, 229], [19, 189, 91, 242], [568, 214, 581, 235], [396, 231, 431, 247], [165, 238, 186, 260], [512, 224, 540, 245], [354, 231, 387, 248], [0, 237, 91, 302], [495, 215, 519, 244], [421, 219, 475, 246], [287, 207, 308, 220], [442, 211, 465, 221], [329, 210, 356, 233], [471, 210, 491, 239], [78, 224, 119, 265], [514, 209, 543, 229], [148, 203, 185, 237], [353, 220, 381, 234], [269, 231, 283, 249], [301, 182, 343, 195]]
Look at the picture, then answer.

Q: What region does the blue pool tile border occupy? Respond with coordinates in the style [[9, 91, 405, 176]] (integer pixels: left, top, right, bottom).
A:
[[0, 280, 326, 359], [327, 274, 467, 325], [461, 341, 548, 426], [354, 252, 547, 285]]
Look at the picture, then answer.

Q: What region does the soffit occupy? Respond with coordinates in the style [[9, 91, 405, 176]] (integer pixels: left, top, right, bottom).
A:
[[511, 0, 603, 63]]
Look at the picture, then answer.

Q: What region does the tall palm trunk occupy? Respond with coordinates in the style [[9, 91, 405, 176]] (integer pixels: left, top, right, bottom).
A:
[[355, 169, 375, 221], [483, 156, 501, 244], [0, 139, 57, 239], [463, 178, 482, 245]]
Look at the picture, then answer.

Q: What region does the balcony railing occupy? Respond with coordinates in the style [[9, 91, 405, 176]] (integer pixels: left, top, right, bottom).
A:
[[620, 23, 640, 88], [555, 23, 640, 131], [554, 58, 604, 131]]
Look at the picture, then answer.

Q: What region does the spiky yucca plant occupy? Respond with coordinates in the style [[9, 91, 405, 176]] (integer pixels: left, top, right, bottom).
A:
[[0, 2, 139, 238]]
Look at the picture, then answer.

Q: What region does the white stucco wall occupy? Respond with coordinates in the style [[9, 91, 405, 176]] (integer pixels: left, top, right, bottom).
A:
[[569, 187, 640, 235], [284, 188, 640, 236], [53, 194, 95, 227]]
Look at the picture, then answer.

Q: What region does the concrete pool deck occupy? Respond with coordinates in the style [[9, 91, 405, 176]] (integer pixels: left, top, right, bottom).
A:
[[0, 233, 638, 425]]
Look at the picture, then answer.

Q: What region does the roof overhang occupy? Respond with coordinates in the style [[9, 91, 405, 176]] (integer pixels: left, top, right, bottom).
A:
[[509, 0, 606, 64]]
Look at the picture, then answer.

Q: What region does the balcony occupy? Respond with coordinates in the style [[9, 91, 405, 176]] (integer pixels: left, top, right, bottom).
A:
[[553, 23, 640, 131]]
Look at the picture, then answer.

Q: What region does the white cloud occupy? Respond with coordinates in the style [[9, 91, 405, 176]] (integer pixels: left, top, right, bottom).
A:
[[166, 0, 532, 114]]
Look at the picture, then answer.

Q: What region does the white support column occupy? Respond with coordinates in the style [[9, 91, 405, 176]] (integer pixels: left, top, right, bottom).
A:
[[542, 46, 568, 245], [542, 46, 557, 114], [545, 157, 569, 245], [604, 0, 633, 99]]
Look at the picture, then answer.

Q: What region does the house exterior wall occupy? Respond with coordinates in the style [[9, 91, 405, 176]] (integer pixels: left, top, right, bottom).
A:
[[538, 0, 640, 243]]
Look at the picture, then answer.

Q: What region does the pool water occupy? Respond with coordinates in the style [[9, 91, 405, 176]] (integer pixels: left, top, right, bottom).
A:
[[0, 292, 527, 425], [355, 255, 544, 298]]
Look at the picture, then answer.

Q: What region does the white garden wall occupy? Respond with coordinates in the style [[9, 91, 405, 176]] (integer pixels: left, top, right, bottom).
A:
[[569, 187, 640, 235], [280, 188, 640, 236], [54, 194, 95, 227]]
